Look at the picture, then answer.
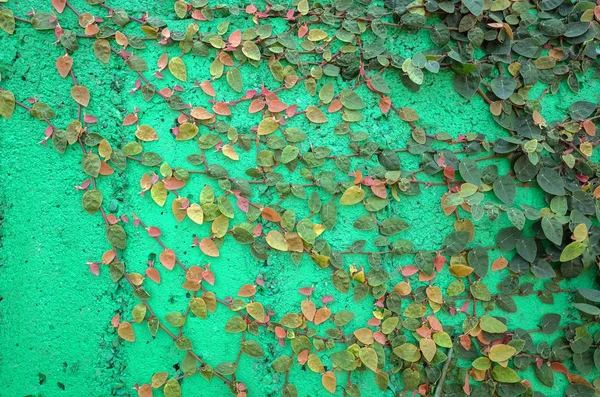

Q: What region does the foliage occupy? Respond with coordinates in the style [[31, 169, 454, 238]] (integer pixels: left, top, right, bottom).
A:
[[1, 0, 600, 396]]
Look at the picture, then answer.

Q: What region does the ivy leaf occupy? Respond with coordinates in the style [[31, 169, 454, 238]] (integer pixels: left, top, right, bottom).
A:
[[459, 158, 481, 186], [168, 56, 187, 81], [490, 77, 517, 100], [462, 0, 484, 16], [541, 217, 563, 245], [82, 153, 101, 177], [340, 186, 365, 206], [107, 225, 127, 249], [0, 90, 15, 119], [242, 41, 261, 61], [537, 167, 565, 196], [491, 366, 521, 383], [480, 315, 507, 333], [453, 72, 481, 99], [560, 241, 585, 262], [493, 175, 516, 205], [82, 189, 103, 214], [226, 68, 243, 93]]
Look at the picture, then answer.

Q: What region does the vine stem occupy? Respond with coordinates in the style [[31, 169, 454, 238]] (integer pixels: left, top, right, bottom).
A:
[[434, 347, 453, 397]]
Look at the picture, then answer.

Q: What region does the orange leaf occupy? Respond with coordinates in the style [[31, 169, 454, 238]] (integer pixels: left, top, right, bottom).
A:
[[248, 99, 266, 113], [238, 284, 257, 297], [56, 55, 72, 78], [146, 268, 161, 284], [301, 300, 316, 321], [200, 238, 219, 257], [583, 119, 596, 136], [159, 249, 176, 270], [213, 102, 231, 116], [200, 80, 216, 97], [191, 107, 213, 120], [123, 113, 138, 126], [492, 257, 508, 271], [261, 207, 281, 222], [314, 307, 331, 325], [52, 0, 66, 13], [322, 371, 336, 393], [118, 322, 135, 342], [71, 85, 90, 107], [228, 30, 242, 47], [268, 100, 288, 113], [99, 161, 114, 175], [137, 384, 152, 397]]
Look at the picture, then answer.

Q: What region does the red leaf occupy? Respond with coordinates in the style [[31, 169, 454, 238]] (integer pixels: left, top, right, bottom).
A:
[[147, 226, 162, 237]]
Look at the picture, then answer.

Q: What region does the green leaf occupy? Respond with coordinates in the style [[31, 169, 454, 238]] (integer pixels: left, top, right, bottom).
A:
[[0, 9, 15, 34], [537, 167, 565, 196], [242, 41, 261, 61], [271, 355, 293, 372], [0, 90, 15, 119], [573, 303, 600, 316], [560, 241, 585, 262], [480, 315, 507, 333], [241, 340, 265, 357], [493, 175, 516, 205], [107, 225, 127, 249], [82, 189, 103, 214], [462, 0, 484, 16], [163, 379, 181, 397], [541, 217, 563, 245], [393, 343, 421, 362], [340, 89, 365, 110], [490, 77, 516, 100], [226, 68, 243, 92], [82, 153, 101, 177], [491, 366, 521, 383], [540, 313, 560, 334], [459, 158, 481, 186]]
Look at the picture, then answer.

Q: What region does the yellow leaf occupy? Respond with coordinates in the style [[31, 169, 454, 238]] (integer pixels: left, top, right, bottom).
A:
[[340, 185, 365, 205], [257, 118, 279, 135], [176, 122, 198, 141], [449, 264, 474, 277], [222, 143, 239, 160], [266, 230, 288, 251], [322, 371, 336, 393], [308, 29, 328, 41], [169, 56, 187, 81], [353, 328, 374, 345], [98, 139, 112, 159], [246, 302, 265, 322], [420, 338, 436, 362], [118, 322, 135, 342], [151, 181, 167, 207], [488, 344, 516, 362], [136, 125, 158, 141], [305, 105, 328, 123], [171, 197, 187, 222], [186, 203, 204, 224]]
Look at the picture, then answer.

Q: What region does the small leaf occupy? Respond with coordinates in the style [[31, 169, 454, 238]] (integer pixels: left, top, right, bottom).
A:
[[168, 56, 187, 81]]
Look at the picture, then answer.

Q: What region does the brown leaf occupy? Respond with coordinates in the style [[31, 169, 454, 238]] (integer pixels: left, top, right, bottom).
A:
[[322, 371, 336, 393], [159, 249, 176, 270], [200, 238, 219, 257], [118, 322, 135, 342], [56, 55, 72, 78], [71, 85, 90, 107]]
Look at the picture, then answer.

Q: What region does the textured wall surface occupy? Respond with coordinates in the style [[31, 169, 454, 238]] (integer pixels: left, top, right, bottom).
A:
[[0, 1, 599, 396]]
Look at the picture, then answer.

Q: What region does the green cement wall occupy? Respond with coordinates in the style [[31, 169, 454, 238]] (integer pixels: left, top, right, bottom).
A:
[[0, 1, 599, 396]]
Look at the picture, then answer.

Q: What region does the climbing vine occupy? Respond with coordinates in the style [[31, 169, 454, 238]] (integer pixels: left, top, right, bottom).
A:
[[1, 0, 600, 396]]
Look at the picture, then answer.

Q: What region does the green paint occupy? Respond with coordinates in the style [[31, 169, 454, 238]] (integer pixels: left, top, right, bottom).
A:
[[1, 1, 599, 396]]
